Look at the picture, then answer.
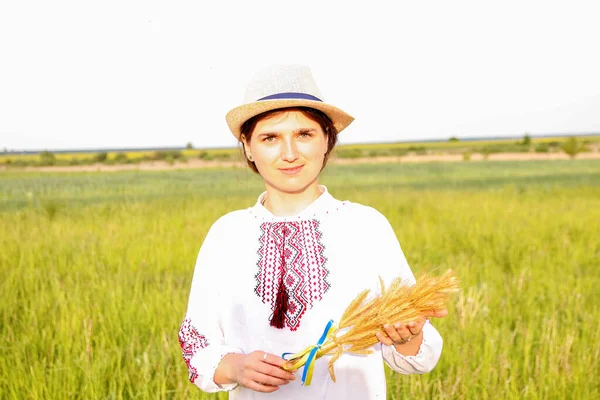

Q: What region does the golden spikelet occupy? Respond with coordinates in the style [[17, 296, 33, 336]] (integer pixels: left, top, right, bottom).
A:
[[287, 269, 460, 382]]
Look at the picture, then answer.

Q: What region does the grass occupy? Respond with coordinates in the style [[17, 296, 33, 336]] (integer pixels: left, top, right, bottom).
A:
[[2, 134, 599, 166], [334, 135, 600, 158], [1, 160, 600, 399]]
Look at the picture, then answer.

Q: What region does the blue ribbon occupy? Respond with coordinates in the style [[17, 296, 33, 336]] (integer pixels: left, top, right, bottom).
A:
[[257, 92, 323, 102], [282, 319, 335, 385]]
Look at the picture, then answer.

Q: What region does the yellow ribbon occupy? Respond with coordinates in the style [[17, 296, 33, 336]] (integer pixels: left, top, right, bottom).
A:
[[282, 319, 336, 386]]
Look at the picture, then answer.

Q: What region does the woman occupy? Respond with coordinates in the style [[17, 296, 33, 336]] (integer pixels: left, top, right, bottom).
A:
[[178, 65, 447, 399]]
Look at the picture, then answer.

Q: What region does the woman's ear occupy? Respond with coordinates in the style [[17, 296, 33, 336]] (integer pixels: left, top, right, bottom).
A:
[[241, 135, 252, 160]]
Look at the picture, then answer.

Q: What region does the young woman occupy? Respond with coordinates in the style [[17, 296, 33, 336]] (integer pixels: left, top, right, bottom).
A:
[[178, 65, 447, 399]]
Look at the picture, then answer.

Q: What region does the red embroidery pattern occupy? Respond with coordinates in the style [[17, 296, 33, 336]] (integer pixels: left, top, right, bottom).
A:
[[178, 318, 209, 383], [254, 220, 330, 331]]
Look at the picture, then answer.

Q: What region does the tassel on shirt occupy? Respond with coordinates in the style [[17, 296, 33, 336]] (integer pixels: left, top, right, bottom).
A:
[[270, 226, 289, 329], [270, 275, 289, 329]]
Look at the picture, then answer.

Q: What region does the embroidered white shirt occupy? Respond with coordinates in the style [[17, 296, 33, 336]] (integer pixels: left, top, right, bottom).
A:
[[179, 187, 443, 399]]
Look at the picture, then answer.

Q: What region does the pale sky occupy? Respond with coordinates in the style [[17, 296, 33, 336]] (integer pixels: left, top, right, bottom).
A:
[[1, 0, 599, 151]]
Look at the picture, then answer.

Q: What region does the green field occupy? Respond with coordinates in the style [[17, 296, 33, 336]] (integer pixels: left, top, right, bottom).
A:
[[2, 134, 599, 167], [1, 160, 600, 399]]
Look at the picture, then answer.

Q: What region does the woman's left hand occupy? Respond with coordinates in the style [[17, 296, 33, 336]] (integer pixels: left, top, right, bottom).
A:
[[376, 309, 448, 349]]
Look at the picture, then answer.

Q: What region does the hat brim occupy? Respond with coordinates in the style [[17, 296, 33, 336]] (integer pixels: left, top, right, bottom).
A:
[[226, 99, 354, 140]]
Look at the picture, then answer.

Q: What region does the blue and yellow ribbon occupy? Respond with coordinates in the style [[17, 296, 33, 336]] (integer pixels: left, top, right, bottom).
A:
[[282, 319, 336, 386]]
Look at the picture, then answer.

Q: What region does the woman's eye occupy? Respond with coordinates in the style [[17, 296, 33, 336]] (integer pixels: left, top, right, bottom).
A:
[[263, 136, 276, 142], [299, 132, 312, 139]]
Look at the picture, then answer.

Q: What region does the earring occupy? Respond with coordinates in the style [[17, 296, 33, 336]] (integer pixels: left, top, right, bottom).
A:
[[247, 154, 253, 162]]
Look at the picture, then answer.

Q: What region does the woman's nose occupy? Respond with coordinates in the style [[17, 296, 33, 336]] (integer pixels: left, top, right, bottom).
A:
[[281, 139, 299, 162]]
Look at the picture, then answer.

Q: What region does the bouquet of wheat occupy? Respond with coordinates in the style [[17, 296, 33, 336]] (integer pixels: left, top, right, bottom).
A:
[[282, 269, 460, 385]]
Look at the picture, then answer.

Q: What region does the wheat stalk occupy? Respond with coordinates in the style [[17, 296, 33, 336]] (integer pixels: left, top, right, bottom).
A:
[[286, 269, 460, 382]]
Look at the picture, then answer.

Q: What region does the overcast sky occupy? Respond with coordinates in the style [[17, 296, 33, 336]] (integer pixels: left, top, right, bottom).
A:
[[1, 0, 599, 151]]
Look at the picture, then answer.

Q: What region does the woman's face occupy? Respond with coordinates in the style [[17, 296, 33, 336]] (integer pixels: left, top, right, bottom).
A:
[[243, 110, 328, 196]]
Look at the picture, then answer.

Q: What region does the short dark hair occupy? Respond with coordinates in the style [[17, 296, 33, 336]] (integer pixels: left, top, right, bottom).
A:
[[239, 107, 338, 174]]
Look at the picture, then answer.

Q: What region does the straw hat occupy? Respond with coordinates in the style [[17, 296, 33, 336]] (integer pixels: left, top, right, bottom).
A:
[[225, 64, 354, 140]]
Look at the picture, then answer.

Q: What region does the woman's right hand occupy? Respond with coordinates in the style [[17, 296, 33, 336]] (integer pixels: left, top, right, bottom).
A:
[[215, 351, 296, 393]]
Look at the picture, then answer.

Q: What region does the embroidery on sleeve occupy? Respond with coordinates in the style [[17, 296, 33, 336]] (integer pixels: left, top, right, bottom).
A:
[[254, 219, 330, 331], [178, 318, 209, 383]]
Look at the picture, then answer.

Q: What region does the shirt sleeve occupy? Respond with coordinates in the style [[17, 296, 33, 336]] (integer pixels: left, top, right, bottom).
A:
[[178, 218, 244, 392], [381, 320, 443, 374], [365, 208, 444, 374]]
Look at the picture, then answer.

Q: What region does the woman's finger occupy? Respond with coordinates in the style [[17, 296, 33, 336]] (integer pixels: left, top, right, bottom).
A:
[[255, 362, 296, 382], [252, 352, 296, 381], [385, 323, 404, 343], [261, 352, 293, 370], [406, 321, 422, 336], [240, 351, 295, 392], [250, 370, 291, 387], [388, 323, 414, 344], [376, 331, 393, 346]]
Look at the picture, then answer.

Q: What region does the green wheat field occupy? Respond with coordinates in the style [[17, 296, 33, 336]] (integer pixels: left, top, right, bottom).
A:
[[1, 160, 599, 399]]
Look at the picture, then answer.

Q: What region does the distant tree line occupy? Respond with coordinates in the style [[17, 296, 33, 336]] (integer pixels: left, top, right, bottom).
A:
[[1, 148, 240, 167], [0, 135, 594, 167]]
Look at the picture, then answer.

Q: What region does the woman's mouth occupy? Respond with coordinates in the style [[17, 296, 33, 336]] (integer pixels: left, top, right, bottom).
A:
[[279, 165, 304, 175]]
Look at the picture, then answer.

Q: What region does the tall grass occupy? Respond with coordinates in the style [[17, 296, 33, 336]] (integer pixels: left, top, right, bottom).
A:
[[1, 160, 599, 399]]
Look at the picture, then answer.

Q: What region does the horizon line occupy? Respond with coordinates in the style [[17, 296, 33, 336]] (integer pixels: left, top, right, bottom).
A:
[[3, 131, 599, 155]]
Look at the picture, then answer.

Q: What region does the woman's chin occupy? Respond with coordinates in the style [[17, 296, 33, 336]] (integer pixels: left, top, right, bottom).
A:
[[265, 179, 320, 196]]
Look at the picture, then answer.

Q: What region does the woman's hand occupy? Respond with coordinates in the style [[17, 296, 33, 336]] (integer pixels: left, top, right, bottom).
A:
[[215, 351, 296, 393], [376, 309, 448, 355]]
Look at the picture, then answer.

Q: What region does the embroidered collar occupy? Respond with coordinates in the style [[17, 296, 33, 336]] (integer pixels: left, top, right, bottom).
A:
[[249, 185, 340, 222]]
